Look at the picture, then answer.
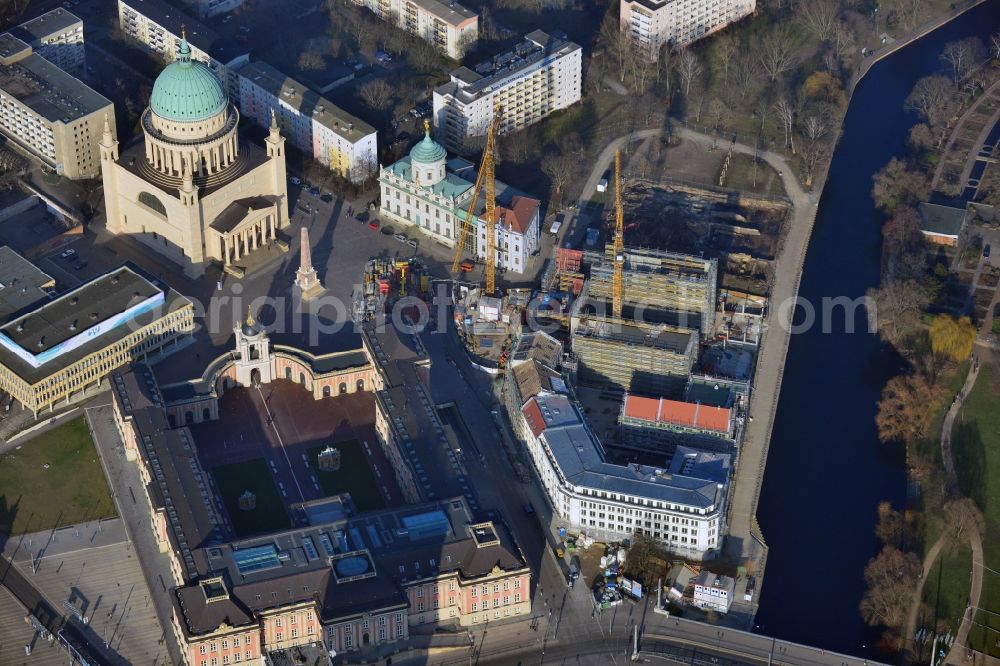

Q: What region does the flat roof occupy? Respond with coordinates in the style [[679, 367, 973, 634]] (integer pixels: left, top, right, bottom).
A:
[[526, 392, 722, 509], [0, 48, 111, 122], [0, 265, 191, 383], [621, 394, 731, 434], [437, 30, 578, 101], [406, 0, 477, 25], [14, 8, 81, 43], [120, 0, 248, 65], [0, 246, 54, 322], [238, 61, 375, 140]]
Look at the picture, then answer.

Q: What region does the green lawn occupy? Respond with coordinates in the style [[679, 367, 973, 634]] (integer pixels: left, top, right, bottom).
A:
[[952, 363, 1000, 656], [0, 418, 115, 536], [309, 440, 385, 513], [921, 544, 973, 637], [721, 153, 786, 198], [213, 459, 290, 537]]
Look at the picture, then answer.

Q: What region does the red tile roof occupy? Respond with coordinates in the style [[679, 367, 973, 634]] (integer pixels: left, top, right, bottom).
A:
[[497, 195, 540, 234], [521, 397, 546, 438], [622, 394, 731, 435]]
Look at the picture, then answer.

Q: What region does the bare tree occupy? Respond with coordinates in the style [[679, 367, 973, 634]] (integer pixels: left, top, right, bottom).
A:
[[991, 30, 1000, 61], [943, 498, 985, 547], [732, 57, 759, 101], [799, 114, 829, 187], [866, 280, 928, 347], [502, 129, 533, 163], [796, 0, 839, 41], [600, 13, 630, 84], [831, 21, 856, 66], [940, 38, 984, 85], [707, 98, 729, 131], [773, 97, 796, 154], [859, 546, 922, 629], [541, 150, 577, 204], [714, 32, 739, 84], [676, 49, 703, 97], [905, 75, 954, 128], [358, 79, 394, 112], [756, 25, 800, 82]]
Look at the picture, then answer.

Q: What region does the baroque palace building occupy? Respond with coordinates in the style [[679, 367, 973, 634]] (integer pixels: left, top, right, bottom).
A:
[[100, 31, 289, 278]]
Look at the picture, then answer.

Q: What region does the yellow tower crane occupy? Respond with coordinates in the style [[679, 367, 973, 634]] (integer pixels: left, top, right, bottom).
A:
[[612, 148, 625, 318], [452, 108, 504, 295]]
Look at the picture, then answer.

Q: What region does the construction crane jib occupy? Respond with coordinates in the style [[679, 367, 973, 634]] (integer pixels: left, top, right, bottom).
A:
[[451, 107, 504, 296], [612, 148, 625, 318]]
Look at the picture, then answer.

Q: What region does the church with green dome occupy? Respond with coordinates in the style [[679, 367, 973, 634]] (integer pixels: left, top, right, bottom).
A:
[[100, 34, 290, 279]]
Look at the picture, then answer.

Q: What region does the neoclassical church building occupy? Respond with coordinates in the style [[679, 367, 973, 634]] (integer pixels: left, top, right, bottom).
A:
[[100, 32, 289, 278]]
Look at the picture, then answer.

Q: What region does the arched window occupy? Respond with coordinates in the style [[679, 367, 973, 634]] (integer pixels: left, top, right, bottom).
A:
[[249, 345, 260, 360], [356, 379, 365, 391], [339, 382, 347, 395], [202, 407, 211, 421], [299, 372, 306, 386], [185, 411, 194, 425], [168, 414, 176, 428], [285, 367, 292, 380], [138, 191, 167, 218], [322, 385, 331, 397]]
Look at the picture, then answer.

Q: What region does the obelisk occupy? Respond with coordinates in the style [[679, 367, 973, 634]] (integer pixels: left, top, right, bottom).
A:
[[294, 226, 324, 299]]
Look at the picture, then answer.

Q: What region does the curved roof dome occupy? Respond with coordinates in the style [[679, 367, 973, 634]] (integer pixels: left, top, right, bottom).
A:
[[409, 122, 447, 165], [150, 36, 227, 123]]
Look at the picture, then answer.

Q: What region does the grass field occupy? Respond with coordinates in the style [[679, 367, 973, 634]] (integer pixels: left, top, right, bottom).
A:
[[952, 362, 1000, 656], [0, 418, 115, 536], [309, 440, 385, 513], [721, 153, 786, 198], [213, 459, 290, 538], [921, 544, 973, 637]]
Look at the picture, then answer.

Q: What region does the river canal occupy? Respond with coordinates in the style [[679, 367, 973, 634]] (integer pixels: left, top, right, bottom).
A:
[[755, 0, 1000, 656]]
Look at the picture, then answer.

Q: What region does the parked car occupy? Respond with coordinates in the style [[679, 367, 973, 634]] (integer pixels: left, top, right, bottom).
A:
[[393, 233, 408, 243], [289, 176, 302, 185], [523, 503, 534, 515], [320, 194, 333, 203], [308, 186, 320, 196], [368, 220, 380, 230], [984, 243, 991, 258], [60, 249, 77, 261], [406, 239, 417, 248]]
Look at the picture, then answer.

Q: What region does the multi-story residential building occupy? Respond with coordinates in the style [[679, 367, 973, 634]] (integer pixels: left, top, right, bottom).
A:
[[0, 264, 194, 416], [357, 0, 478, 60], [620, 0, 755, 57], [11, 8, 84, 74], [238, 61, 377, 183], [433, 30, 581, 153], [169, 497, 528, 664], [378, 127, 540, 272], [692, 571, 736, 613], [0, 32, 112, 179], [117, 0, 249, 98], [520, 391, 727, 558]]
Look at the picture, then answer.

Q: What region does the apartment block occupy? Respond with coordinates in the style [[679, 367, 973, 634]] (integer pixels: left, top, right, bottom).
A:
[[118, 0, 249, 98], [619, 393, 735, 453], [0, 33, 113, 179], [357, 0, 478, 60], [588, 246, 718, 336], [11, 8, 84, 74], [186, 0, 246, 19], [238, 61, 377, 183], [433, 29, 581, 153], [620, 0, 755, 56]]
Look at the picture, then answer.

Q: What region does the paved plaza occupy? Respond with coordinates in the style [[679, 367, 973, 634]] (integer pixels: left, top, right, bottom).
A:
[[2, 518, 170, 666]]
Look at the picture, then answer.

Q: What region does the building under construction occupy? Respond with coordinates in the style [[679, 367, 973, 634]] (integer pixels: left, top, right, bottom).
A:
[[570, 286, 699, 397], [587, 247, 718, 337]]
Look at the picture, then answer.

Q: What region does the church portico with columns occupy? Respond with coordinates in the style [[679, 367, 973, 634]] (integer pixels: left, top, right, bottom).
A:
[[101, 32, 290, 278]]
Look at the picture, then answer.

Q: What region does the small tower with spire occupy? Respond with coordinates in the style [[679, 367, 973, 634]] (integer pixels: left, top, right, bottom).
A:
[[233, 305, 273, 386], [100, 111, 122, 234], [294, 226, 324, 299], [265, 107, 290, 226]]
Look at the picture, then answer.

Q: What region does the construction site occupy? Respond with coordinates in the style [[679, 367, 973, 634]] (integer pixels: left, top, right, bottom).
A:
[[352, 255, 434, 324]]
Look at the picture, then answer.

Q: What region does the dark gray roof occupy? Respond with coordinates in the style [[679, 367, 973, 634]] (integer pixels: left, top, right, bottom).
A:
[[174, 498, 525, 636], [0, 48, 111, 122], [120, 0, 248, 65], [0, 265, 192, 384], [918, 202, 968, 237], [527, 392, 723, 510], [0, 246, 54, 322], [13, 8, 81, 44], [210, 196, 276, 233]]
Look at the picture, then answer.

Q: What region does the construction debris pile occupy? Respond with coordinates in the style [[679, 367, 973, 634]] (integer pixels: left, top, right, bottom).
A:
[[352, 256, 432, 323]]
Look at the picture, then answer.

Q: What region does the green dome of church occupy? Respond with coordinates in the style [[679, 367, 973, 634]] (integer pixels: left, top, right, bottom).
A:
[[150, 35, 227, 122], [409, 121, 447, 164]]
